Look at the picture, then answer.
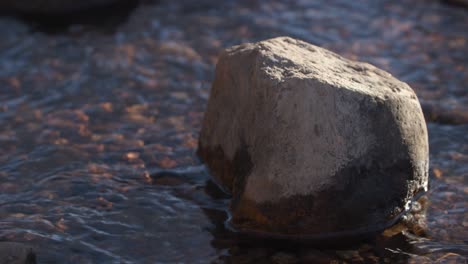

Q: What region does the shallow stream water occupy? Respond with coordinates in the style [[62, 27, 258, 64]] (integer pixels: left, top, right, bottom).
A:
[[0, 0, 467, 263]]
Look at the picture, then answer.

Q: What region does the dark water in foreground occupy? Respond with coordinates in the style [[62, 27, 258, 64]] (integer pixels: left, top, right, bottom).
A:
[[0, 0, 467, 263]]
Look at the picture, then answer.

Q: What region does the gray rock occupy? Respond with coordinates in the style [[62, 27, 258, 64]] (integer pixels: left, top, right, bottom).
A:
[[198, 37, 429, 238], [0, 242, 36, 264], [0, 0, 122, 14]]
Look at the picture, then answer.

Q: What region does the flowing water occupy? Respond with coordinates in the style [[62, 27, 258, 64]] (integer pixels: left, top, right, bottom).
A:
[[0, 0, 467, 263]]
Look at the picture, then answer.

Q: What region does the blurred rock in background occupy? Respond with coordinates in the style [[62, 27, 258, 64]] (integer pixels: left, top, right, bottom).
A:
[[440, 0, 468, 8], [0, 0, 127, 14]]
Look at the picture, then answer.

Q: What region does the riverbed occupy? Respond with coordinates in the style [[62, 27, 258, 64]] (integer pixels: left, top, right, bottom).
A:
[[0, 0, 467, 263]]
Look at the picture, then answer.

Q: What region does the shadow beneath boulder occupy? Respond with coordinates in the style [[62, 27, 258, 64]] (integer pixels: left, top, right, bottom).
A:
[[201, 178, 429, 263], [149, 167, 426, 263]]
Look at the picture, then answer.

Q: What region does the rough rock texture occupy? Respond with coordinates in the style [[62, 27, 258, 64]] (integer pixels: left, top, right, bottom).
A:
[[0, 242, 36, 264], [198, 37, 429, 238], [0, 0, 121, 14]]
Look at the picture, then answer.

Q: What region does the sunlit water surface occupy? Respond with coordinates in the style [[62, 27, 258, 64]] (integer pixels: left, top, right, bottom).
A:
[[0, 0, 467, 263]]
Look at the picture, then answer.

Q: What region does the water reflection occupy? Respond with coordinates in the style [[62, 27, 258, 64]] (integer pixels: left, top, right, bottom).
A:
[[170, 169, 428, 264]]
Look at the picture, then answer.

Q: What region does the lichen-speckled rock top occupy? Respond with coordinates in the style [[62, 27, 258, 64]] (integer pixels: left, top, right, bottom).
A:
[[0, 0, 121, 14], [198, 37, 429, 238]]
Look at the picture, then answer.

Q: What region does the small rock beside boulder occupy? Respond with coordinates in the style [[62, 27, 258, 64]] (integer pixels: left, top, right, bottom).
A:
[[0, 0, 122, 14], [198, 37, 429, 238], [0, 242, 36, 264]]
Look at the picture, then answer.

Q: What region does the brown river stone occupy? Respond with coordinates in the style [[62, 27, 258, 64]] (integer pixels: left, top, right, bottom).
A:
[[198, 37, 429, 238]]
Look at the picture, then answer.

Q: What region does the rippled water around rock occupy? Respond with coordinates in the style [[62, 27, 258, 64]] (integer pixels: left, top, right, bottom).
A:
[[0, 0, 466, 263]]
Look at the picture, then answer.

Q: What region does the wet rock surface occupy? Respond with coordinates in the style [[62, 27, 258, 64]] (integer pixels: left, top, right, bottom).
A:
[[0, 242, 36, 264], [0, 0, 466, 263], [198, 37, 429, 237], [0, 0, 123, 14]]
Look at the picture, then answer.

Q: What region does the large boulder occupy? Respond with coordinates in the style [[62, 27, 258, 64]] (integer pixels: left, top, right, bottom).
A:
[[0, 0, 122, 14], [198, 37, 429, 238], [0, 242, 36, 264]]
